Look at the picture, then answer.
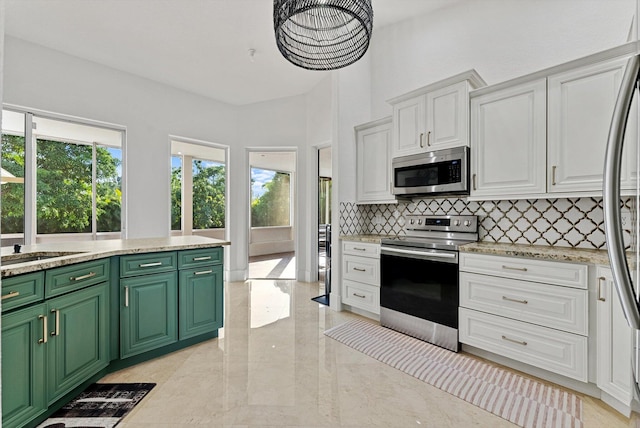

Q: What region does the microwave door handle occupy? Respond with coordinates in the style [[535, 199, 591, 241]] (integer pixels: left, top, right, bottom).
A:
[[603, 53, 640, 330]]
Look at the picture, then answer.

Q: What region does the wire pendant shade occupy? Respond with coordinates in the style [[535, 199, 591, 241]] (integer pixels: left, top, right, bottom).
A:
[[273, 0, 373, 71]]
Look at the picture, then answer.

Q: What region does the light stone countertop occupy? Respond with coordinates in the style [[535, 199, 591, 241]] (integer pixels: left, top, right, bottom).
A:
[[339, 234, 394, 244], [1, 236, 230, 278], [459, 241, 613, 265], [339, 234, 623, 266]]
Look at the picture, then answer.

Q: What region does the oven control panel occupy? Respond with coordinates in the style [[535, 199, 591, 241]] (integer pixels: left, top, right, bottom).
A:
[[404, 215, 477, 233]]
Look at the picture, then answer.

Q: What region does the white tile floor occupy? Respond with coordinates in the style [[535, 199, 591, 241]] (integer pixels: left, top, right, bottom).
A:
[[101, 279, 634, 427]]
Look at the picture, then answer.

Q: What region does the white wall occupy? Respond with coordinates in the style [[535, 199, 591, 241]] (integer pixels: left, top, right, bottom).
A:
[[3, 36, 320, 281], [369, 0, 637, 119]]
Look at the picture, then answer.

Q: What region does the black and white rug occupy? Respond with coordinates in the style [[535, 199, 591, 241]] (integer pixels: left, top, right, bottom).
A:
[[37, 383, 155, 428]]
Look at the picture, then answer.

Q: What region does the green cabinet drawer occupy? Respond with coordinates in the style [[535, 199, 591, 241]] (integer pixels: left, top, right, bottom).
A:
[[120, 251, 177, 277], [45, 259, 110, 298], [178, 247, 223, 269], [2, 271, 45, 312]]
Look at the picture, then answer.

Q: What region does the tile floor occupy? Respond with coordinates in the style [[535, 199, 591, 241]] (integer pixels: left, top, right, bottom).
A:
[[101, 279, 635, 427]]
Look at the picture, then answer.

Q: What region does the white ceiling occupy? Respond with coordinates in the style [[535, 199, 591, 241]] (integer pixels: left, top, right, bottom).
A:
[[4, 0, 460, 106]]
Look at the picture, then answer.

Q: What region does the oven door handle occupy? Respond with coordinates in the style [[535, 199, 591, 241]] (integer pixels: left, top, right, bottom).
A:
[[381, 247, 458, 263]]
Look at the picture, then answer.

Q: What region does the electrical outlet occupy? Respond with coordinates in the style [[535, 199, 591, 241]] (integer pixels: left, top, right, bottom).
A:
[[621, 208, 632, 228], [374, 214, 382, 225]]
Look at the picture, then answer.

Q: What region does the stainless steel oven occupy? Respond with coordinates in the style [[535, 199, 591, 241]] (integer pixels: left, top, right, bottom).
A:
[[380, 215, 478, 352], [392, 146, 469, 197]]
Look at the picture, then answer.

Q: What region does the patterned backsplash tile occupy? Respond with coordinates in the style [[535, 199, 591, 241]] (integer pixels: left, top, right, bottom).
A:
[[339, 197, 635, 250]]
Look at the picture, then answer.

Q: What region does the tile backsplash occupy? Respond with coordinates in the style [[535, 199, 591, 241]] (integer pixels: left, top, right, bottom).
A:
[[340, 197, 636, 250]]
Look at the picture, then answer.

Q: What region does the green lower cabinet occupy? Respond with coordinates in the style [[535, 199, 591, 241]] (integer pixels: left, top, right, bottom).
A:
[[179, 264, 223, 340], [2, 305, 47, 428], [120, 271, 178, 358], [47, 283, 110, 404]]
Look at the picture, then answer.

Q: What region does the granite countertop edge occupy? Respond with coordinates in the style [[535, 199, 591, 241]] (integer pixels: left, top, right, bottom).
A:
[[1, 236, 231, 278]]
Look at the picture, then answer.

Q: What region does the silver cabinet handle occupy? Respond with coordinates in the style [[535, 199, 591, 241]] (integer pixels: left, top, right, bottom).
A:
[[51, 309, 60, 336], [353, 267, 367, 272], [552, 165, 557, 186], [139, 262, 163, 268], [70, 272, 96, 281], [502, 296, 528, 304], [427, 131, 431, 146], [2, 291, 20, 300], [353, 247, 366, 251], [193, 256, 212, 261], [38, 315, 48, 344], [502, 265, 528, 272], [472, 173, 477, 191], [598, 277, 606, 302], [194, 270, 213, 275], [502, 335, 527, 346], [419, 132, 425, 148], [124, 286, 129, 307], [353, 293, 366, 299]]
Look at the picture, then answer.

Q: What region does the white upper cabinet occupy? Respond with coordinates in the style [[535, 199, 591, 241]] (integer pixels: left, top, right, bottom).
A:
[[355, 117, 396, 204], [389, 71, 485, 158], [547, 58, 637, 193], [470, 79, 547, 198], [469, 44, 638, 200]]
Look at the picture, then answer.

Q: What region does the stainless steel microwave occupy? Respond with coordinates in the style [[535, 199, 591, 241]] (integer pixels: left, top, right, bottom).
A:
[[392, 146, 470, 197]]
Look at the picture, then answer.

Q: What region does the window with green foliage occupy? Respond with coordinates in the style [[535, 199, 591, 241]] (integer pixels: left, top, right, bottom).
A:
[[1, 133, 26, 235], [192, 159, 225, 229], [1, 109, 123, 243], [171, 153, 225, 231], [251, 168, 291, 227]]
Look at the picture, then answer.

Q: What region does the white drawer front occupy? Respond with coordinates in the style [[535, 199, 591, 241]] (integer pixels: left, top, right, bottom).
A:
[[343, 254, 380, 285], [459, 253, 587, 289], [459, 308, 587, 382], [460, 272, 588, 335], [342, 241, 380, 258], [342, 280, 380, 314]]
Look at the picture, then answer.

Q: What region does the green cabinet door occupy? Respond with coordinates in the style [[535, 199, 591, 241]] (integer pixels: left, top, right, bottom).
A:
[[120, 271, 178, 358], [2, 305, 47, 428], [179, 264, 223, 340], [47, 283, 110, 404]]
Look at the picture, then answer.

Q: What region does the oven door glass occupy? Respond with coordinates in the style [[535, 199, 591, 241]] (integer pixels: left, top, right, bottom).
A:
[[380, 252, 459, 329]]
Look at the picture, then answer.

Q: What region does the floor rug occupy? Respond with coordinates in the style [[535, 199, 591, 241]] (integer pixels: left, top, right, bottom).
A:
[[36, 383, 155, 428], [325, 319, 583, 428]]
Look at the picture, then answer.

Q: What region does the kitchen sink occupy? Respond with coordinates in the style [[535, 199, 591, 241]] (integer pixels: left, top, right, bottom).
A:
[[1, 251, 83, 266]]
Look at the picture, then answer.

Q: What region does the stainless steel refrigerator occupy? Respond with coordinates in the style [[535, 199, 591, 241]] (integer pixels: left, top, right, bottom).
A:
[[604, 53, 640, 395]]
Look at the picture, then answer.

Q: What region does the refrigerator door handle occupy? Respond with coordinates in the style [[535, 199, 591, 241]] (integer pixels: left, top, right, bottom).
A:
[[603, 53, 640, 330]]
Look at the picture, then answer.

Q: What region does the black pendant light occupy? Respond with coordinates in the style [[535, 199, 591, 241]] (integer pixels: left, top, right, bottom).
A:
[[273, 0, 374, 71]]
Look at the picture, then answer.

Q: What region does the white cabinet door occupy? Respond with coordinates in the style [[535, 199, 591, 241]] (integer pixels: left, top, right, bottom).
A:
[[391, 95, 426, 158], [596, 266, 633, 412], [470, 79, 547, 198], [548, 58, 637, 193], [355, 117, 396, 204], [426, 81, 468, 150]]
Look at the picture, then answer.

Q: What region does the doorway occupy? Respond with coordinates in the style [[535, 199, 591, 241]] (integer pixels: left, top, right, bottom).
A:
[[247, 150, 297, 279]]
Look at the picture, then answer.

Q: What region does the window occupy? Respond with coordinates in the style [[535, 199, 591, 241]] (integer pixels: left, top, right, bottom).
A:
[[1, 109, 124, 245], [251, 168, 291, 227], [170, 140, 226, 234]]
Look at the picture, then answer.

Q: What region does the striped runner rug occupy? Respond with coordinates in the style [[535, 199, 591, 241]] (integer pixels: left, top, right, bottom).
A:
[[325, 319, 583, 428]]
